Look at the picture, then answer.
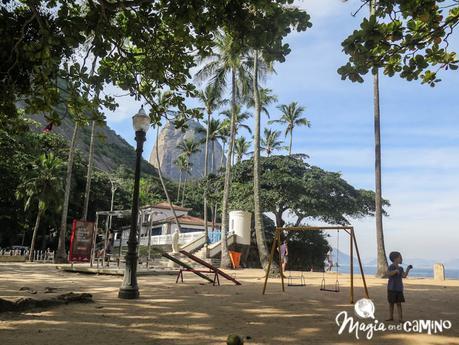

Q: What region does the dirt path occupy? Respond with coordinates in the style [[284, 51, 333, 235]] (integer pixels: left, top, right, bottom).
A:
[[1, 263, 458, 344]]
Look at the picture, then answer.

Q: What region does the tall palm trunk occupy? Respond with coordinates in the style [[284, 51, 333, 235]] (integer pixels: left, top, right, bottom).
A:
[[181, 176, 187, 206], [177, 170, 182, 203], [155, 126, 183, 232], [371, 0, 388, 277], [220, 141, 226, 169], [55, 124, 79, 263], [288, 130, 293, 156], [29, 201, 43, 262], [253, 51, 275, 272], [211, 141, 215, 173], [220, 68, 237, 268], [203, 110, 212, 249], [231, 139, 236, 166], [82, 120, 96, 221]]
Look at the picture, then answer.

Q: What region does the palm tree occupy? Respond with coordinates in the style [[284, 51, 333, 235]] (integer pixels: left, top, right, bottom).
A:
[[174, 155, 187, 203], [197, 85, 227, 247], [221, 105, 252, 135], [270, 102, 310, 155], [195, 31, 251, 268], [234, 136, 251, 163], [177, 138, 200, 206], [221, 105, 252, 164], [197, 118, 227, 173], [197, 85, 227, 174], [261, 128, 285, 157], [249, 51, 279, 273], [218, 123, 231, 170], [245, 87, 278, 118], [16, 153, 64, 262], [178, 138, 201, 163], [180, 160, 193, 206], [370, 0, 389, 277]]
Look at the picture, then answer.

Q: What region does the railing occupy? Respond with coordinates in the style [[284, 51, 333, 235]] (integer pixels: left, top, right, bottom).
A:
[[114, 231, 205, 247], [0, 250, 54, 262], [180, 232, 206, 253], [208, 231, 221, 244], [207, 232, 236, 258]]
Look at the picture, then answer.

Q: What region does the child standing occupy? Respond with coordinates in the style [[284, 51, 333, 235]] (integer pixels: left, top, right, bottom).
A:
[[387, 251, 413, 323]]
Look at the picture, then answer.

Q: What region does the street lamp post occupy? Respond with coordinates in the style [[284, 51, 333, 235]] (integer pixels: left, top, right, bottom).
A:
[[118, 106, 150, 299]]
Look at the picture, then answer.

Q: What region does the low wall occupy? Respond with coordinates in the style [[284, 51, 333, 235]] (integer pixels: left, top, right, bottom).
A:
[[0, 256, 27, 262]]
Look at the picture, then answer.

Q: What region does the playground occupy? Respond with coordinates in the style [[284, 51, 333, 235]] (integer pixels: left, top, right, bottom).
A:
[[1, 263, 459, 345]]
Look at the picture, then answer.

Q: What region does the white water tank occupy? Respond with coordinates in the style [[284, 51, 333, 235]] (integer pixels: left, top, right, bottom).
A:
[[229, 211, 252, 245]]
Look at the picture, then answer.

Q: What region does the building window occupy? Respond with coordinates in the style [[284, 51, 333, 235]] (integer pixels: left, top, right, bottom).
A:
[[150, 227, 162, 236]]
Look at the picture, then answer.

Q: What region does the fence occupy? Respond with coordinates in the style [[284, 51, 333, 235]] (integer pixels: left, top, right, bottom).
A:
[[114, 231, 205, 247], [0, 249, 54, 262]]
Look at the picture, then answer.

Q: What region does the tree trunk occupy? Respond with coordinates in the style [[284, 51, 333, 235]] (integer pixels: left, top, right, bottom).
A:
[[373, 69, 388, 277], [211, 141, 215, 173], [253, 50, 276, 273], [212, 204, 217, 232], [220, 141, 226, 169], [275, 210, 285, 228], [203, 111, 212, 249], [289, 131, 293, 156], [231, 138, 236, 166], [155, 126, 183, 232], [177, 171, 182, 203], [55, 124, 79, 263], [82, 120, 96, 221], [219, 69, 237, 268], [29, 202, 43, 262], [181, 176, 187, 206], [371, 0, 388, 278]]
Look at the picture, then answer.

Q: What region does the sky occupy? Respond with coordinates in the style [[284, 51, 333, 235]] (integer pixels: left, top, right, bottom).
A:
[[103, 1, 459, 263]]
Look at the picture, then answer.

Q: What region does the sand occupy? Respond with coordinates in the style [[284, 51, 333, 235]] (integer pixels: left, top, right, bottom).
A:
[[1, 263, 458, 345]]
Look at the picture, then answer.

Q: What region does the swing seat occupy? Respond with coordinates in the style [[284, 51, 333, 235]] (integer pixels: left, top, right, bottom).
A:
[[320, 278, 340, 292], [287, 273, 306, 287]]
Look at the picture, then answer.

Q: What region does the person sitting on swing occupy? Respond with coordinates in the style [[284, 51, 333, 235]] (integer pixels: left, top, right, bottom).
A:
[[278, 238, 288, 277], [326, 249, 334, 272]]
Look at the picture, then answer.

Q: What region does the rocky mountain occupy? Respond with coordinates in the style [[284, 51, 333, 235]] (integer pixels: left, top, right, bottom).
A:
[[33, 115, 157, 175], [149, 120, 224, 181]]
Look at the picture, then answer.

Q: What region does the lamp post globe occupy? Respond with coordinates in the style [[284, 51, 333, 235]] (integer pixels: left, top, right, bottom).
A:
[[118, 105, 150, 299]]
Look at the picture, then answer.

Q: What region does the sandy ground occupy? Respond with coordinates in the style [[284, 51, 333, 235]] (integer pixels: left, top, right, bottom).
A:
[[1, 263, 458, 345]]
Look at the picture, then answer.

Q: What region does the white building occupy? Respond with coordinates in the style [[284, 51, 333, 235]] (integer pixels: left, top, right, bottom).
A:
[[114, 202, 219, 247]]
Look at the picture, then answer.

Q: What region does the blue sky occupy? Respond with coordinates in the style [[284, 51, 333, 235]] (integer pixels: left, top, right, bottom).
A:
[[104, 1, 459, 262]]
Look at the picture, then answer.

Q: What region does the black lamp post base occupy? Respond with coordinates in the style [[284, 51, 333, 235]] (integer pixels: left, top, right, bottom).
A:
[[118, 287, 139, 299]]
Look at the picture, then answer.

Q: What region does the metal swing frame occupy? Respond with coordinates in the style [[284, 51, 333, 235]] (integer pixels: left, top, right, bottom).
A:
[[262, 226, 369, 304], [320, 230, 340, 293]]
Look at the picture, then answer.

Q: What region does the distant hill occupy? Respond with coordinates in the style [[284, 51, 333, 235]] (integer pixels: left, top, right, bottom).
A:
[[33, 114, 157, 175], [330, 248, 359, 267], [365, 257, 459, 269], [150, 119, 224, 181]]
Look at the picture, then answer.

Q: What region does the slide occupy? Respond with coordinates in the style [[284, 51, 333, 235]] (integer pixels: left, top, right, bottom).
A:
[[161, 252, 214, 284], [179, 250, 241, 285]]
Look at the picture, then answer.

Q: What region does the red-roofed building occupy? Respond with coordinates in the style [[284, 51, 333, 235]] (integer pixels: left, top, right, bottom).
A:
[[115, 201, 220, 247]]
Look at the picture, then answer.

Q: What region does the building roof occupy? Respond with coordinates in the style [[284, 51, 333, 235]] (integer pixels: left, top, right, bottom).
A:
[[153, 214, 220, 227], [141, 202, 191, 212]]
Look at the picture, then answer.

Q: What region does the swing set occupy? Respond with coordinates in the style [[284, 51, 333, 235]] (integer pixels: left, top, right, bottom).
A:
[[320, 229, 341, 293], [262, 226, 369, 304]]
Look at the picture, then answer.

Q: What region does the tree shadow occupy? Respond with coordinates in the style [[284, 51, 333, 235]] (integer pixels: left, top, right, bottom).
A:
[[0, 264, 458, 345]]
